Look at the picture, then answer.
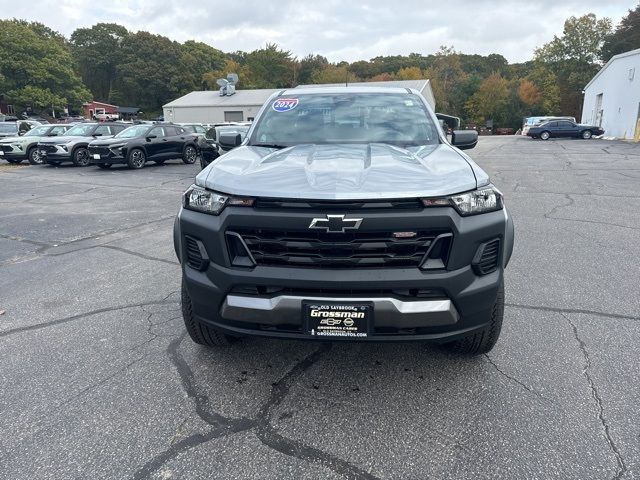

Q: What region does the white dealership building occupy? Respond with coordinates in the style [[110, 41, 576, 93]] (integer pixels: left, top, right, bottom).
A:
[[163, 80, 435, 123], [582, 48, 640, 141]]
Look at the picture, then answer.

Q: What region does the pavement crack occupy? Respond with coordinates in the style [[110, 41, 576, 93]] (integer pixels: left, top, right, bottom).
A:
[[506, 303, 640, 322], [254, 343, 380, 479], [543, 193, 574, 220], [0, 233, 52, 248], [132, 334, 255, 478], [130, 428, 244, 480], [99, 245, 179, 266], [168, 333, 254, 429], [564, 314, 627, 480], [0, 299, 178, 339], [484, 354, 548, 402], [545, 216, 640, 231]]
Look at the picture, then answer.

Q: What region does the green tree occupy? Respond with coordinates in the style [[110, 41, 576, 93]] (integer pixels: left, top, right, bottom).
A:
[[181, 40, 227, 90], [202, 59, 251, 90], [310, 64, 352, 84], [534, 13, 612, 117], [70, 23, 129, 102], [465, 72, 510, 125], [0, 20, 91, 114], [112, 31, 193, 114], [244, 43, 294, 88], [423, 46, 468, 115], [394, 66, 423, 80], [601, 3, 640, 60], [296, 54, 329, 85]]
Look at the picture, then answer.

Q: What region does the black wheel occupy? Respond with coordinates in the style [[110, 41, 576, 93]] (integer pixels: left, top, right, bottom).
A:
[[127, 148, 146, 169], [96, 163, 112, 169], [5, 158, 23, 164], [539, 131, 550, 140], [27, 147, 43, 165], [182, 145, 197, 164], [444, 281, 504, 355], [581, 130, 593, 140], [72, 147, 90, 166], [181, 280, 235, 347]]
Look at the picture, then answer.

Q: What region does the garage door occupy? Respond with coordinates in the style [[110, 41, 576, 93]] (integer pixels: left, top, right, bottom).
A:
[[224, 111, 244, 122]]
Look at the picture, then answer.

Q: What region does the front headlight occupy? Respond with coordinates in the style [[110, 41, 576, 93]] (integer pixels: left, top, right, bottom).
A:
[[422, 185, 503, 216], [182, 185, 254, 215]]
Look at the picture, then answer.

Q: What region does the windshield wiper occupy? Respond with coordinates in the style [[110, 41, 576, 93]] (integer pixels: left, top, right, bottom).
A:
[[251, 143, 288, 149]]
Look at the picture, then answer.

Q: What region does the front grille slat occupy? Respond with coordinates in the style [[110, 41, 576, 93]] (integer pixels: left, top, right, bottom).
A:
[[232, 228, 449, 269]]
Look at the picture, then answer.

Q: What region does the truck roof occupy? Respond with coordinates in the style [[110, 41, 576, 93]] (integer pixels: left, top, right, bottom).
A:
[[280, 86, 418, 96]]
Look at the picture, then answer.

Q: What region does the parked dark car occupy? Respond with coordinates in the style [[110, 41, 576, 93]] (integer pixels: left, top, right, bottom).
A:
[[527, 120, 604, 140], [199, 124, 251, 169], [0, 124, 73, 164], [37, 122, 127, 166], [87, 123, 199, 169]]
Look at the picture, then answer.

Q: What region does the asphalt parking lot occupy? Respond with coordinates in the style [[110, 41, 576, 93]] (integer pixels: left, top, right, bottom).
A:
[[1, 136, 639, 480]]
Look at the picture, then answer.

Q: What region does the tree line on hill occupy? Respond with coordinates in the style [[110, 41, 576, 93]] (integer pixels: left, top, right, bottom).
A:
[[0, 3, 638, 128]]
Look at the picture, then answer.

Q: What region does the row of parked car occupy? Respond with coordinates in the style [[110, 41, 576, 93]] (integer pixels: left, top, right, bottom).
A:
[[0, 121, 251, 170]]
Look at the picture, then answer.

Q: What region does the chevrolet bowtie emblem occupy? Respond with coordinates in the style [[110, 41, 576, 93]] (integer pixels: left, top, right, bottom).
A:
[[308, 214, 363, 233]]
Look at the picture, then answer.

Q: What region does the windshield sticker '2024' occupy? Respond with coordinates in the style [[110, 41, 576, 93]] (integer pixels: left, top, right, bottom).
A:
[[272, 98, 299, 112]]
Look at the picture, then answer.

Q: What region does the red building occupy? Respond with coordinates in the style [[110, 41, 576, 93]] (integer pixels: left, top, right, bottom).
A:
[[82, 101, 118, 119]]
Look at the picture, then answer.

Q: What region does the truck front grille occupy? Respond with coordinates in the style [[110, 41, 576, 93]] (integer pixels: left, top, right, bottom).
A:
[[232, 228, 450, 269]]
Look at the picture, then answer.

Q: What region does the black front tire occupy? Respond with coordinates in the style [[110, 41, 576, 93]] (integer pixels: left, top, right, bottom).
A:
[[581, 130, 593, 139], [127, 148, 146, 169], [27, 147, 43, 165], [444, 281, 504, 355], [182, 145, 197, 164], [182, 281, 235, 347], [72, 147, 90, 166]]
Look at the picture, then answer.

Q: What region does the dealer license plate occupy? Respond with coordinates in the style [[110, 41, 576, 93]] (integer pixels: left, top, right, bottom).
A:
[[303, 301, 371, 338], [93, 154, 101, 160]]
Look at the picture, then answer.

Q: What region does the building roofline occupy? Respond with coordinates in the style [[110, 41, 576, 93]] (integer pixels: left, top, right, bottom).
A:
[[584, 47, 640, 90]]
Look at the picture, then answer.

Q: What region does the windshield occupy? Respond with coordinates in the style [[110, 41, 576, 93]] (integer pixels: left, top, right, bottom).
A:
[[66, 124, 96, 136], [23, 126, 50, 137], [115, 125, 151, 138], [251, 93, 440, 147], [0, 124, 18, 133]]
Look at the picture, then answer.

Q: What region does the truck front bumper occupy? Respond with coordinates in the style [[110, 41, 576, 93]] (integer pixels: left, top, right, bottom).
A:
[[175, 205, 513, 342]]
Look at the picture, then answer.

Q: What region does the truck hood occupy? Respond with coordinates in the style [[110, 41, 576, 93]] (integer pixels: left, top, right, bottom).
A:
[[198, 143, 485, 200]]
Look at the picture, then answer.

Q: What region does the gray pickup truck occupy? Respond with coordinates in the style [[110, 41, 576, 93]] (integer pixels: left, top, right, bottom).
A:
[[174, 87, 514, 355]]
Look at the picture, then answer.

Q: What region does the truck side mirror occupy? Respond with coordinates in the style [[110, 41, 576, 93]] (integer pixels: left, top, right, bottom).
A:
[[451, 130, 478, 150], [218, 133, 241, 149]]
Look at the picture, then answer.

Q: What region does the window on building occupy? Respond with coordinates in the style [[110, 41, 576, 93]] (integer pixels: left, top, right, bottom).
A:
[[224, 111, 244, 122]]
